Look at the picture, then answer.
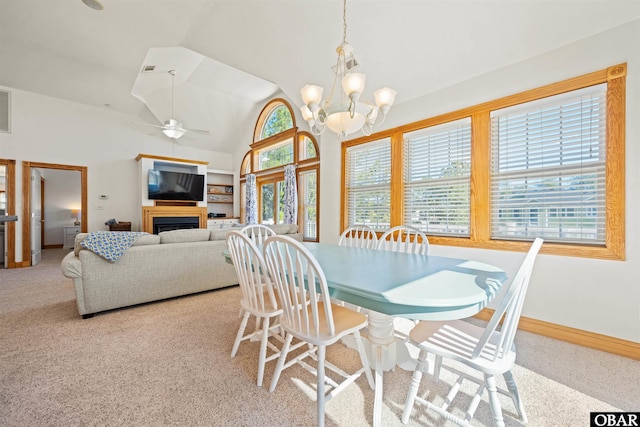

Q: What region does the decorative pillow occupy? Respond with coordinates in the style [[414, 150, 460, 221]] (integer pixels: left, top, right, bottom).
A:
[[159, 229, 211, 244]]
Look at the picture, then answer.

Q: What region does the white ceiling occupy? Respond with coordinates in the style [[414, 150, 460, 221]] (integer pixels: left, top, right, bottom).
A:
[[1, 0, 639, 152]]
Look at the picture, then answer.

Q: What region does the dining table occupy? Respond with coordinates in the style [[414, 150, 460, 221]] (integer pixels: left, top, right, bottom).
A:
[[223, 239, 508, 426], [299, 242, 508, 427]]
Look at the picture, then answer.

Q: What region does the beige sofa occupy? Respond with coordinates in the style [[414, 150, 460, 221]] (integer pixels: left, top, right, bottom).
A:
[[61, 225, 301, 318]]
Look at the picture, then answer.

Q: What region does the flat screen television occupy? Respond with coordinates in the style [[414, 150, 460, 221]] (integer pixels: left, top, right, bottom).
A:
[[148, 169, 205, 201]]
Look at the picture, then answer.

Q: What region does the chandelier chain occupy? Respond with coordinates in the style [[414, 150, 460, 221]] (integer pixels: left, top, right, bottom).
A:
[[342, 0, 348, 44]]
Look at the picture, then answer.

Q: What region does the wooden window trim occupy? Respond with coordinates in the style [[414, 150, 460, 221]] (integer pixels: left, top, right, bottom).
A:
[[341, 64, 626, 260]]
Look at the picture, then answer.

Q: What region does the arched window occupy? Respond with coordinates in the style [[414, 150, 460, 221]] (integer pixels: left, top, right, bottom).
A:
[[241, 99, 320, 241]]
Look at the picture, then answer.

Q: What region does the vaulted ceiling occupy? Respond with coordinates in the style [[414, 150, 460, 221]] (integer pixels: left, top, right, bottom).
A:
[[1, 0, 638, 152]]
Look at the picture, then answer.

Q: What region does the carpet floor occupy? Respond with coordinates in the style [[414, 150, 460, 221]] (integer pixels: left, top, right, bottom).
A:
[[0, 248, 638, 426]]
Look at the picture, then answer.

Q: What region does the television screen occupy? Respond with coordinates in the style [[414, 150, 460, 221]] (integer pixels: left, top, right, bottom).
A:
[[148, 170, 205, 201]]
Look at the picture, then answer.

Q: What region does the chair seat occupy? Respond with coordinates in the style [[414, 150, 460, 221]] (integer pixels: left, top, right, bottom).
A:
[[410, 320, 517, 375], [282, 302, 368, 346]]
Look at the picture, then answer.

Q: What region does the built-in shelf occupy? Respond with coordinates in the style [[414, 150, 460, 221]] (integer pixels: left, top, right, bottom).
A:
[[207, 170, 235, 218]]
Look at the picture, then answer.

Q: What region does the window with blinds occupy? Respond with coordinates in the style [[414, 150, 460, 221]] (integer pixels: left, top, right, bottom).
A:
[[490, 84, 606, 244], [404, 119, 471, 236], [345, 139, 391, 229]]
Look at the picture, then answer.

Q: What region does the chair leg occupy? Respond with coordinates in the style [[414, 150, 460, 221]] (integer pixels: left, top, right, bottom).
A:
[[401, 349, 428, 424], [433, 355, 442, 381], [256, 317, 270, 387], [503, 370, 527, 424], [269, 333, 293, 392], [353, 330, 374, 389], [316, 345, 326, 427], [231, 311, 250, 357], [484, 374, 505, 427]]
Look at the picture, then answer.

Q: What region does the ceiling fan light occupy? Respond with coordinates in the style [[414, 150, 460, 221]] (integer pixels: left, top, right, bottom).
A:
[[162, 128, 185, 139]]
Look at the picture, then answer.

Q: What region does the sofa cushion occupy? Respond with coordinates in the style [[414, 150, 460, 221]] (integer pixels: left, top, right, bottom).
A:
[[159, 229, 211, 244], [210, 229, 232, 241], [133, 234, 161, 246]]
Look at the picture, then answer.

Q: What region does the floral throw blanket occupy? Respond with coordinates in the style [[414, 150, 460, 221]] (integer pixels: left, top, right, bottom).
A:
[[80, 231, 148, 262]]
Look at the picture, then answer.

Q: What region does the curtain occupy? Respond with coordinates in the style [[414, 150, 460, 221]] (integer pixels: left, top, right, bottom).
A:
[[246, 173, 257, 225], [284, 165, 297, 224]]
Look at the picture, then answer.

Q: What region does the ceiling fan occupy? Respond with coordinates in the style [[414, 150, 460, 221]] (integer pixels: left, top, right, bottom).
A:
[[145, 70, 209, 140]]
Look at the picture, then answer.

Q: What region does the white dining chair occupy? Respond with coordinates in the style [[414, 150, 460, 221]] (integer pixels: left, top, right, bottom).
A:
[[263, 235, 374, 427], [377, 225, 429, 255], [226, 231, 284, 387], [240, 224, 276, 246], [401, 237, 543, 427], [338, 225, 378, 249]]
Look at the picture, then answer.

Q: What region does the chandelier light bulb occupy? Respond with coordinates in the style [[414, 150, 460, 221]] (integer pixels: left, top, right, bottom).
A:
[[374, 87, 397, 108], [342, 73, 366, 100], [301, 85, 323, 109], [300, 105, 314, 122]]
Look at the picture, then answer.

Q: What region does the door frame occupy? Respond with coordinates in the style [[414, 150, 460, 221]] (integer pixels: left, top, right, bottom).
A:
[[21, 161, 87, 267], [0, 159, 16, 267]]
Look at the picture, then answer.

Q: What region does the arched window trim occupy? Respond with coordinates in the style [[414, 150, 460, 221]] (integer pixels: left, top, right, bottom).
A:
[[241, 98, 319, 241], [239, 152, 252, 178], [253, 98, 297, 143]]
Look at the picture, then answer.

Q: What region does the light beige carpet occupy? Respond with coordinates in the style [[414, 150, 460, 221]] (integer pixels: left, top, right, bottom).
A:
[[0, 248, 638, 426]]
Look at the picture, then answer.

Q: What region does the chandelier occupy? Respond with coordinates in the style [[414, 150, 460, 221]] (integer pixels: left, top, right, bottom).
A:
[[300, 0, 396, 138]]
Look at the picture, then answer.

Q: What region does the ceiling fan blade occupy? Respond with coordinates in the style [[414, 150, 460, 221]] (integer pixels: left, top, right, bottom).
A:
[[183, 127, 209, 135], [137, 122, 164, 130]]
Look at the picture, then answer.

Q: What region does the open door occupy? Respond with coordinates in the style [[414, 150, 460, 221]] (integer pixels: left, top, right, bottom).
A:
[[30, 167, 42, 265]]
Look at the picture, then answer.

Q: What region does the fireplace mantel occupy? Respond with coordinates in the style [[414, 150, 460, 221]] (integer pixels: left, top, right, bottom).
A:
[[142, 206, 207, 234]]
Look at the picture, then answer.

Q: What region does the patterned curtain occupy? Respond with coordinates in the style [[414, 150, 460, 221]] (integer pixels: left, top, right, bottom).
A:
[[246, 174, 258, 225], [284, 165, 298, 224]]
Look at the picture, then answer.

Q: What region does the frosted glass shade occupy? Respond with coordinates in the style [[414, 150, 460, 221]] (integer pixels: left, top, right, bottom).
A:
[[374, 87, 397, 107], [300, 105, 314, 122], [325, 111, 366, 136], [342, 73, 366, 97], [162, 128, 185, 139], [300, 85, 323, 106]]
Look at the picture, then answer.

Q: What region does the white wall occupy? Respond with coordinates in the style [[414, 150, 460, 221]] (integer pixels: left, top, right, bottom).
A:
[[0, 87, 233, 261], [315, 19, 640, 343]]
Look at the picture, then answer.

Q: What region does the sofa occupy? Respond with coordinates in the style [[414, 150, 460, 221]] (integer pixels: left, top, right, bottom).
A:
[[61, 224, 301, 318]]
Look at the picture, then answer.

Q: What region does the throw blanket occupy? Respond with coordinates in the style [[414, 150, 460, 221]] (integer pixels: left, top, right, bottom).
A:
[[80, 231, 148, 262]]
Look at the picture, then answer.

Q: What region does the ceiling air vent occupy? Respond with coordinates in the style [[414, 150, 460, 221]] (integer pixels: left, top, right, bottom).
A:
[[141, 65, 156, 73]]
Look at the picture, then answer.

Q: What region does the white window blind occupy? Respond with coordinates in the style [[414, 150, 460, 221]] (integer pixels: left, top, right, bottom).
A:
[[490, 84, 606, 244], [404, 119, 471, 236], [345, 139, 391, 229]]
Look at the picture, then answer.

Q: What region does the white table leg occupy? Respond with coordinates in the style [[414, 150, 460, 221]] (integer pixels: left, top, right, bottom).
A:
[[366, 310, 396, 427]]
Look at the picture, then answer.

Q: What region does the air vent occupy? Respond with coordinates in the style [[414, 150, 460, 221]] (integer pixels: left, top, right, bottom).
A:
[[141, 65, 156, 73], [0, 90, 10, 133]]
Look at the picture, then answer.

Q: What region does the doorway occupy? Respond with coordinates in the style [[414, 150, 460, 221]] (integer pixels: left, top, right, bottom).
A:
[[21, 161, 87, 267]]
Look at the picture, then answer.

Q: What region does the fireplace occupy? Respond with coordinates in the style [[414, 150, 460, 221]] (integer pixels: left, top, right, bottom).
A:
[[153, 216, 200, 234], [141, 206, 207, 234]]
